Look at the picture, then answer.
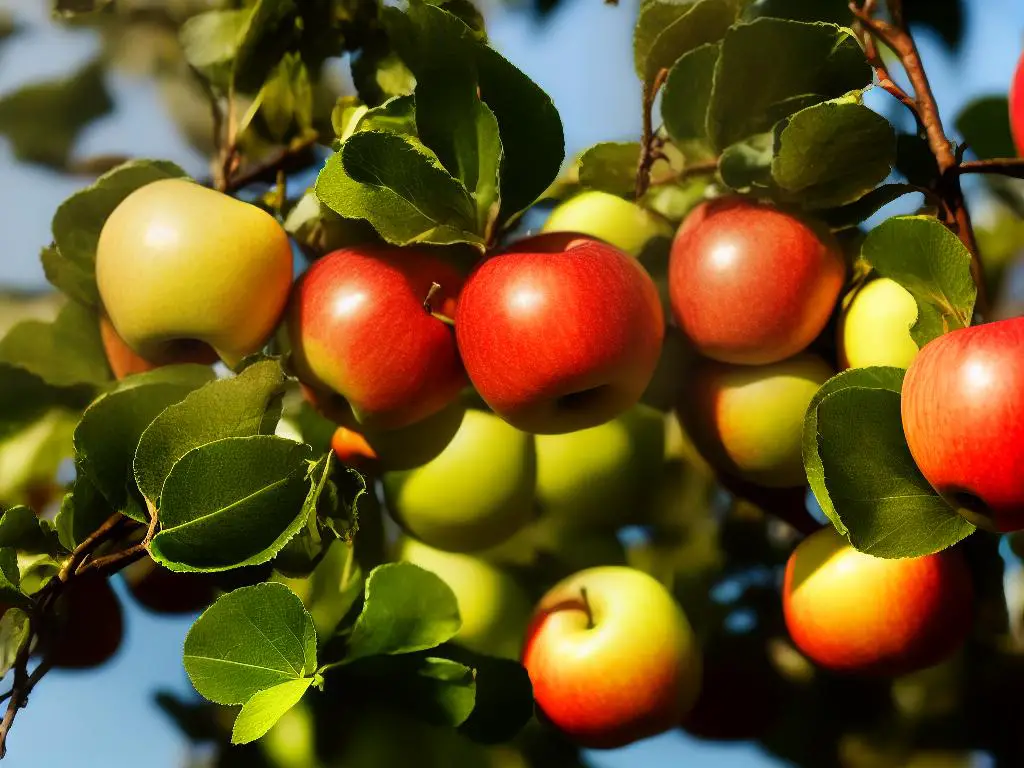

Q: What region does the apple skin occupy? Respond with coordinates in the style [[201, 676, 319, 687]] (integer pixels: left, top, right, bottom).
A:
[[50, 574, 124, 669], [678, 354, 834, 488], [456, 233, 664, 434], [838, 277, 919, 370], [669, 199, 845, 365], [1012, 51, 1024, 157], [96, 178, 293, 368], [901, 317, 1024, 531], [289, 245, 466, 430], [783, 526, 973, 676], [330, 402, 465, 473], [534, 404, 664, 528], [122, 557, 219, 615], [99, 313, 216, 380], [522, 566, 700, 749], [541, 190, 674, 257], [383, 408, 536, 552], [397, 537, 533, 660]]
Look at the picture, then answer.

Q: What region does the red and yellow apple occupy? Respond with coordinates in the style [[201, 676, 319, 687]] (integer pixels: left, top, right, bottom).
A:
[[456, 234, 664, 434], [122, 557, 219, 615], [837, 277, 919, 370], [100, 313, 216, 380], [783, 526, 973, 676], [329, 402, 465, 473], [96, 179, 293, 368], [669, 199, 845, 365], [50, 574, 124, 669], [901, 317, 1024, 531], [289, 245, 466, 430], [522, 566, 701, 749]]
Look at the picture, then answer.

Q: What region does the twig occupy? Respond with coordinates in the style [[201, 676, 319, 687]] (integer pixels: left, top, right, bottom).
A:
[[59, 512, 127, 582], [957, 158, 1024, 180], [79, 502, 159, 579], [0, 622, 33, 758], [635, 67, 670, 200], [222, 135, 320, 194]]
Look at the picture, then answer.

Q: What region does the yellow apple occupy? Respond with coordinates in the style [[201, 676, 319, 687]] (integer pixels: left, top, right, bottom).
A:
[[540, 190, 673, 257], [838, 277, 919, 369]]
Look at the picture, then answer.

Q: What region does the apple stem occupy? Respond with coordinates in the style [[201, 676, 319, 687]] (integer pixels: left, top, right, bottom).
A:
[[579, 586, 595, 630], [423, 282, 456, 326]]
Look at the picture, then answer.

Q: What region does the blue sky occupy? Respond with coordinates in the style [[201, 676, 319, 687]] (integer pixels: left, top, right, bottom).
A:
[[0, 0, 1022, 765]]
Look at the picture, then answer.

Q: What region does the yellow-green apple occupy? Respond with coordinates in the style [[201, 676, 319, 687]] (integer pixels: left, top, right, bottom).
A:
[[330, 402, 465, 472], [837, 278, 919, 369], [669, 199, 845, 365], [783, 526, 973, 675], [289, 245, 465, 430], [397, 537, 533, 659], [1012, 51, 1024, 156], [678, 354, 834, 488], [383, 408, 536, 552], [99, 312, 216, 380], [96, 179, 292, 368], [522, 566, 701, 748], [456, 233, 664, 434], [640, 324, 693, 412], [541, 190, 674, 257], [534, 403, 664, 528], [901, 317, 1024, 531], [50, 574, 124, 669], [476, 513, 628, 575], [122, 557, 219, 615]]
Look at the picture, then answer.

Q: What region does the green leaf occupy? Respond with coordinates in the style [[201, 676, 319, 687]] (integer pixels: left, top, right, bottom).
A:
[[803, 367, 906, 536], [0, 506, 64, 557], [353, 95, 418, 138], [151, 436, 315, 573], [344, 562, 461, 663], [772, 94, 896, 208], [662, 42, 720, 157], [454, 652, 534, 744], [636, 0, 737, 88], [708, 19, 870, 150], [0, 549, 27, 610], [316, 131, 484, 248], [184, 582, 317, 705], [48, 159, 188, 307], [231, 677, 314, 745], [742, 0, 849, 24], [74, 366, 216, 520], [349, 654, 476, 727], [719, 133, 773, 191], [0, 408, 77, 509], [895, 133, 941, 189], [253, 52, 313, 142], [0, 301, 110, 388], [134, 359, 286, 505], [860, 216, 977, 346], [55, 470, 115, 551], [955, 96, 1016, 161], [577, 142, 642, 199], [0, 609, 29, 679], [816, 387, 975, 557], [820, 183, 922, 230], [0, 59, 112, 169]]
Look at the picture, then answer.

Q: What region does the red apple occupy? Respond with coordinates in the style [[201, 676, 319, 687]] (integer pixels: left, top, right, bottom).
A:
[[455, 234, 664, 434], [288, 245, 466, 430], [901, 317, 1024, 531], [1012, 51, 1024, 157], [669, 199, 845, 365]]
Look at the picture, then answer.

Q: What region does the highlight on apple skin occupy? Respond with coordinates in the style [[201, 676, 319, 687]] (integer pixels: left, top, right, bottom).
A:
[[540, 190, 674, 257], [288, 245, 466, 431], [669, 198, 845, 365], [678, 353, 835, 488], [96, 178, 293, 368], [901, 317, 1024, 532], [837, 277, 919, 370], [783, 526, 973, 676], [522, 566, 701, 749], [456, 233, 664, 435]]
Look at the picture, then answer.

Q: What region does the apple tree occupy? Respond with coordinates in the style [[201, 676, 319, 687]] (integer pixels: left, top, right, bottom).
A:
[[1, 0, 1024, 765]]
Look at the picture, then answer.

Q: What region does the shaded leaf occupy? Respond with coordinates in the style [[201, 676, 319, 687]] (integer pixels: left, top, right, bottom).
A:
[[719, 133, 773, 191], [662, 42, 720, 156], [576, 142, 642, 199], [0, 609, 29, 679], [636, 0, 737, 87], [0, 506, 65, 557], [0, 301, 110, 388]]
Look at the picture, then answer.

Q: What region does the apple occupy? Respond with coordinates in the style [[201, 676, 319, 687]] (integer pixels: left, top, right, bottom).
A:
[[383, 408, 536, 552], [288, 245, 466, 430], [540, 190, 674, 258], [50, 574, 124, 669], [122, 557, 219, 615], [99, 312, 216, 380], [640, 324, 694, 412], [522, 566, 701, 749], [669, 199, 845, 365], [678, 354, 834, 488], [838, 278, 919, 370], [329, 401, 465, 473], [96, 178, 293, 368], [396, 537, 533, 660], [901, 317, 1024, 531], [1012, 51, 1024, 157], [534, 403, 664, 528], [456, 233, 664, 434], [783, 526, 973, 676]]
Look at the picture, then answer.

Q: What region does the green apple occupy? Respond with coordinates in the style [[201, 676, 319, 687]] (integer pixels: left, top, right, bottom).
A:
[[383, 408, 536, 552], [397, 537, 532, 659], [838, 277, 919, 369], [331, 402, 466, 472], [522, 566, 701, 748], [534, 403, 664, 528], [480, 513, 628, 576], [96, 178, 293, 367], [679, 354, 834, 488], [541, 190, 673, 257]]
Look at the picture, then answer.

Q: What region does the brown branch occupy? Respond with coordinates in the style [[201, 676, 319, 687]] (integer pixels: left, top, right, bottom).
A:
[[635, 67, 670, 200], [0, 621, 33, 758], [78, 502, 159, 579], [957, 158, 1024, 180], [222, 135, 321, 195], [851, 8, 926, 135], [59, 512, 127, 582]]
